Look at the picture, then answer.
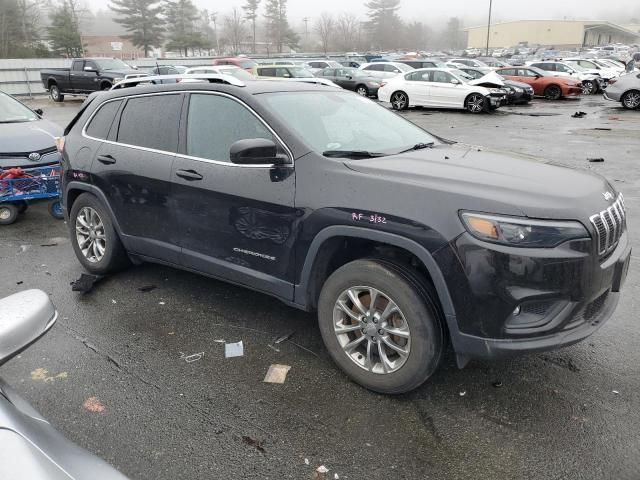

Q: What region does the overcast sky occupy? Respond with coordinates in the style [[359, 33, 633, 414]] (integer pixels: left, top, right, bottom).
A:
[[89, 0, 640, 28]]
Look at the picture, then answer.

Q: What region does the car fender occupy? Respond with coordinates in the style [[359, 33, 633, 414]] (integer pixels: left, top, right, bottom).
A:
[[64, 181, 124, 235], [294, 225, 457, 321]]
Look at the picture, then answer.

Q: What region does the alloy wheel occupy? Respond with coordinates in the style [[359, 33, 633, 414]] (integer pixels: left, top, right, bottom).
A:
[[467, 94, 485, 113], [333, 286, 411, 374], [0, 208, 10, 221], [582, 81, 595, 95], [623, 91, 640, 109], [75, 206, 106, 263], [356, 86, 368, 96], [50, 86, 59, 101], [391, 92, 407, 110]]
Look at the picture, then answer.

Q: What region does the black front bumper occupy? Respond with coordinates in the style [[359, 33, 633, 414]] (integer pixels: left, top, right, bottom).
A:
[[434, 230, 630, 365]]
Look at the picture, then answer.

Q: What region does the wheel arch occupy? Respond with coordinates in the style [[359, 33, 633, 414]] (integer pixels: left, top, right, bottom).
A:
[[100, 80, 113, 90], [65, 182, 124, 235], [47, 78, 57, 89], [295, 225, 456, 321]]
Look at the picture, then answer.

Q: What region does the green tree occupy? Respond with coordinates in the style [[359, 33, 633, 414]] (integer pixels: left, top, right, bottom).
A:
[[224, 7, 246, 55], [364, 0, 402, 50], [164, 0, 203, 56], [109, 0, 165, 57], [0, 0, 47, 58], [242, 0, 260, 53], [263, 0, 290, 53], [47, 0, 84, 57]]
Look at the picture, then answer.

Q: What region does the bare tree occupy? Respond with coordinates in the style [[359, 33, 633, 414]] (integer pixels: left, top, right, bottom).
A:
[[314, 12, 333, 54], [335, 11, 358, 51], [224, 7, 246, 55]]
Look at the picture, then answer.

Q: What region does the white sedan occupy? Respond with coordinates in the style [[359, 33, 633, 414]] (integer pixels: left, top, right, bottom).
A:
[[377, 68, 507, 113]]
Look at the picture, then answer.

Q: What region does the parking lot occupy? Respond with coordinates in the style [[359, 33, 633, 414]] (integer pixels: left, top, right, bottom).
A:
[[2, 94, 639, 479]]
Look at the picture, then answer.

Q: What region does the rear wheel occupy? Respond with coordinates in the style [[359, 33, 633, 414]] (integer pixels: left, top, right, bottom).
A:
[[582, 80, 596, 95], [0, 204, 19, 225], [621, 90, 640, 110], [390, 91, 408, 110], [355, 85, 369, 96], [69, 193, 130, 274], [48, 200, 64, 220], [49, 84, 64, 102], [318, 259, 443, 394], [544, 85, 562, 100], [465, 93, 486, 113]]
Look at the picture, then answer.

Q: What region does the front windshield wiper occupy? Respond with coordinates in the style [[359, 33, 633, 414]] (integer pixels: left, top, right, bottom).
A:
[[322, 150, 387, 159], [395, 142, 435, 154]]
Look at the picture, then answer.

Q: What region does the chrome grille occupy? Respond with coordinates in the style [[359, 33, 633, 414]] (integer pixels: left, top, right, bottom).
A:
[[590, 194, 626, 256]]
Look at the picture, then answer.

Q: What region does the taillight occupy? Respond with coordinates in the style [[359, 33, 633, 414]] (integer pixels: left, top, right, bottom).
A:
[[380, 82, 387, 88], [608, 79, 617, 85], [55, 136, 65, 153]]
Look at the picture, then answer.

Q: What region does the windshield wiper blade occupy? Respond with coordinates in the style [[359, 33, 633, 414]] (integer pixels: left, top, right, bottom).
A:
[[322, 150, 387, 159], [396, 142, 435, 154]]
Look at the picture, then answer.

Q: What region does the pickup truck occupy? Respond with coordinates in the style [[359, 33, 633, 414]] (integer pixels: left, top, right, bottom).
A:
[[40, 58, 147, 102]]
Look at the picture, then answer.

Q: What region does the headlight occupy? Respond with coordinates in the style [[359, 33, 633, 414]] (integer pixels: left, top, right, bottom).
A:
[[113, 77, 123, 83], [460, 212, 589, 247]]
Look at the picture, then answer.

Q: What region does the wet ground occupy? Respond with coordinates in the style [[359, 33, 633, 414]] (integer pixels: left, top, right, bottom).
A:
[[1, 94, 639, 479]]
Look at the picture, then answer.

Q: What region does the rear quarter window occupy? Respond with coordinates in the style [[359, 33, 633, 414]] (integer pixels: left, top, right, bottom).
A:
[[85, 100, 122, 140], [116, 94, 182, 152]]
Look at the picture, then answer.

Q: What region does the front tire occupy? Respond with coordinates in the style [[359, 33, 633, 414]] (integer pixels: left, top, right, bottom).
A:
[[465, 93, 486, 113], [69, 193, 130, 274], [318, 259, 443, 394], [582, 80, 596, 95], [355, 85, 369, 96], [0, 204, 19, 225], [390, 91, 408, 110], [621, 90, 640, 110], [49, 84, 64, 102], [544, 84, 562, 100]]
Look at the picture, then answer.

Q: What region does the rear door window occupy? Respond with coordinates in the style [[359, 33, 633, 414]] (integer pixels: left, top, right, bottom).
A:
[[117, 94, 182, 152], [186, 93, 275, 163], [85, 100, 122, 140], [259, 68, 275, 76]]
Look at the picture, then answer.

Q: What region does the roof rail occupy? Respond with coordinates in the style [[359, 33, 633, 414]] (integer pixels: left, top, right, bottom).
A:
[[111, 74, 246, 90]]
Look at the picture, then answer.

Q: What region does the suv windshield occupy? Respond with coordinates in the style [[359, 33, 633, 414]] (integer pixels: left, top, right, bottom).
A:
[[94, 59, 131, 71], [0, 92, 38, 123], [261, 91, 438, 155], [289, 67, 314, 78]]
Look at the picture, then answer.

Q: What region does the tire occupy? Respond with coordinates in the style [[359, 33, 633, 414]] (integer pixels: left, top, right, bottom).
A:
[[101, 82, 112, 91], [0, 204, 19, 225], [544, 84, 562, 100], [16, 201, 28, 214], [355, 84, 369, 96], [317, 259, 444, 394], [390, 91, 408, 110], [465, 93, 485, 113], [48, 200, 64, 220], [621, 90, 640, 110], [69, 193, 130, 274], [582, 80, 596, 95], [49, 84, 64, 102]]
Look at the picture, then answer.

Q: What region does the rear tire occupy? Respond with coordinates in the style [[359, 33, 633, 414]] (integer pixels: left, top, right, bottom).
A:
[[49, 84, 64, 102], [317, 259, 443, 394], [48, 200, 64, 220], [544, 84, 562, 100], [582, 80, 596, 95], [0, 204, 19, 225], [621, 90, 640, 110], [355, 85, 369, 96], [390, 91, 408, 110], [69, 193, 130, 274]]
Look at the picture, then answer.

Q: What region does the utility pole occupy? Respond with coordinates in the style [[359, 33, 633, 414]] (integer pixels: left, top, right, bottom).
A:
[[211, 11, 220, 55], [486, 0, 493, 56], [303, 17, 309, 50]]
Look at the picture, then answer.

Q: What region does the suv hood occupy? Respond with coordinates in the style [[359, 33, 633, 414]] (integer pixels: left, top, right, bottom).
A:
[[344, 145, 612, 222], [468, 71, 505, 87]]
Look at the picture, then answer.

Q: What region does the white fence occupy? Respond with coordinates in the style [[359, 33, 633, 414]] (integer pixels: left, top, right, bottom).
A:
[[0, 57, 223, 97]]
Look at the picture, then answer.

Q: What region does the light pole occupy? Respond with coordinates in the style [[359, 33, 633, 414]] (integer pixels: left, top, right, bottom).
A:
[[486, 0, 493, 56], [211, 12, 220, 55]]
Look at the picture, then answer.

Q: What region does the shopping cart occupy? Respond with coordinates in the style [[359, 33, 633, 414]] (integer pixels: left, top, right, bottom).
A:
[[0, 165, 63, 225]]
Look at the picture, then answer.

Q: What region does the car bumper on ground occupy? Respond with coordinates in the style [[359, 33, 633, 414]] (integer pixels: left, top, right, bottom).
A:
[[434, 230, 631, 364]]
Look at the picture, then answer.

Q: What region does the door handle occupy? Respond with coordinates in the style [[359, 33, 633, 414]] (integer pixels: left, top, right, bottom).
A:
[[97, 154, 116, 165], [176, 169, 203, 181]]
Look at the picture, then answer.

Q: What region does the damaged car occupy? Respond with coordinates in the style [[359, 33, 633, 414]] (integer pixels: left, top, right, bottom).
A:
[[378, 67, 507, 112], [456, 67, 534, 104]]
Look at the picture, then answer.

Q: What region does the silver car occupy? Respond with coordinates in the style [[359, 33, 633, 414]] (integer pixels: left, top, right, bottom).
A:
[[603, 72, 640, 109]]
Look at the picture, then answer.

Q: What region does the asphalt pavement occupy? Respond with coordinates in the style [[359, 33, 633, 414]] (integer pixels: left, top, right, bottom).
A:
[[1, 94, 639, 479]]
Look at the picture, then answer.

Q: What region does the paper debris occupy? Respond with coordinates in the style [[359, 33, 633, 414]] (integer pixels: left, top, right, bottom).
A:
[[225, 341, 244, 358], [317, 466, 329, 473], [179, 352, 204, 363], [263, 364, 291, 384]]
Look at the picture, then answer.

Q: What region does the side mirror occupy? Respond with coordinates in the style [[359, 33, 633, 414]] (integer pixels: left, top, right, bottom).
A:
[[230, 138, 286, 165], [0, 290, 57, 367], [34, 108, 43, 116], [346, 75, 352, 79], [450, 79, 461, 85]]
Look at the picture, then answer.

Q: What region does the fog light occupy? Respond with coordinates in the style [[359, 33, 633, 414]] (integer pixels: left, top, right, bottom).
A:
[[513, 306, 521, 316]]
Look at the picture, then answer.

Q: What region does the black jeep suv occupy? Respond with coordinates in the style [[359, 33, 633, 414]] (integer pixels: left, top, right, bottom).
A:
[[59, 80, 630, 394]]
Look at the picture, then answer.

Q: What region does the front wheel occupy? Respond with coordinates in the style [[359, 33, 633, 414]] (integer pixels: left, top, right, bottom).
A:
[[355, 85, 369, 96], [544, 85, 562, 100], [69, 193, 130, 274], [0, 204, 19, 225], [317, 259, 443, 394], [582, 80, 596, 95], [465, 93, 486, 113], [390, 91, 408, 110], [49, 84, 64, 102], [621, 90, 640, 110]]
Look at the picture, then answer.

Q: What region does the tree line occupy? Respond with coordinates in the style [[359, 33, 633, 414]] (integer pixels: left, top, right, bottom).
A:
[[0, 0, 466, 59]]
